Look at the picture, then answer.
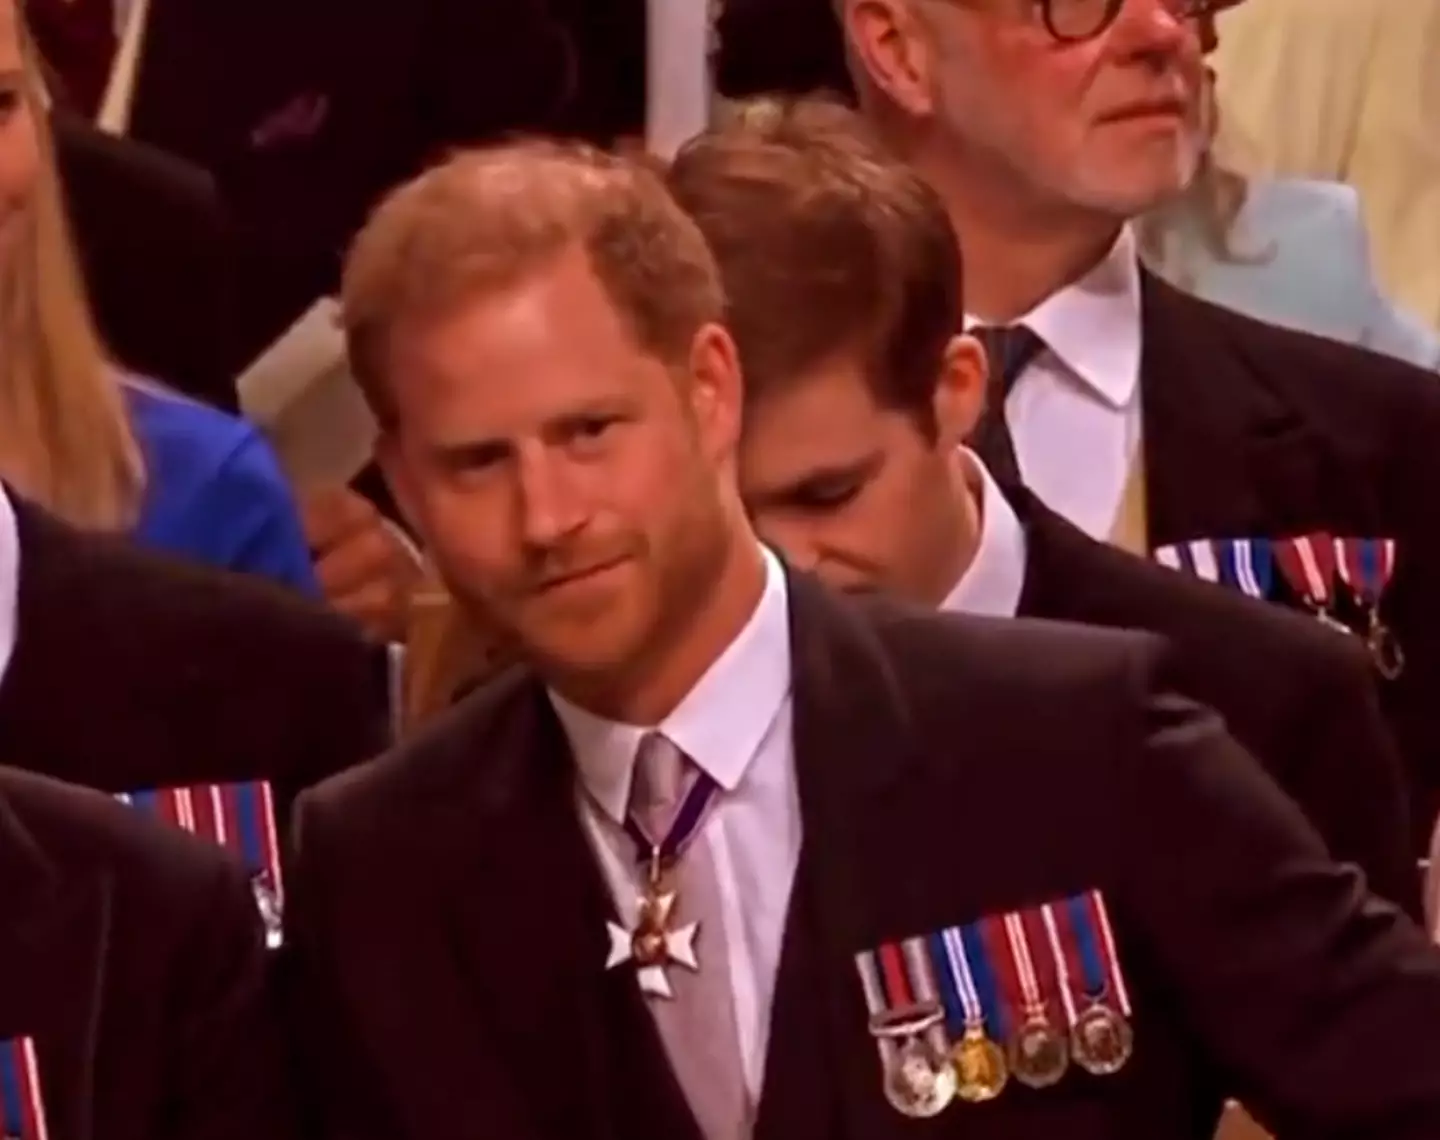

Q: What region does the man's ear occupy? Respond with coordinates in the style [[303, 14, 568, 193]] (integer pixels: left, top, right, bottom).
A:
[[844, 0, 941, 119], [931, 333, 988, 446]]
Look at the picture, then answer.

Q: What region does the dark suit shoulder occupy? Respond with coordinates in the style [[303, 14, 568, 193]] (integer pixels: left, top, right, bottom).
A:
[[861, 592, 1167, 702], [25, 500, 373, 677], [2, 501, 389, 794], [1172, 279, 1440, 434], [297, 666, 535, 834]]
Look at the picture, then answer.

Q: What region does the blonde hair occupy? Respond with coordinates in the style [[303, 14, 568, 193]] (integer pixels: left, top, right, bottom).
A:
[[0, 15, 144, 529], [342, 138, 726, 428]]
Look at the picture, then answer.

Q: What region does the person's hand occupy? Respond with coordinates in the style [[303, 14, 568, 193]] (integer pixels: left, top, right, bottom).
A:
[[302, 486, 424, 643]]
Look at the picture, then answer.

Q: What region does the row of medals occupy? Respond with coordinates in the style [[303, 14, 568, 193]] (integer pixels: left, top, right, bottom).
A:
[[879, 1000, 1134, 1118]]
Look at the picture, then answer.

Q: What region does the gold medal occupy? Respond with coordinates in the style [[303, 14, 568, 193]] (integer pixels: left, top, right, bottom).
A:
[[883, 1035, 957, 1118], [1070, 1003, 1133, 1076], [950, 1024, 1007, 1102], [1007, 1010, 1069, 1089]]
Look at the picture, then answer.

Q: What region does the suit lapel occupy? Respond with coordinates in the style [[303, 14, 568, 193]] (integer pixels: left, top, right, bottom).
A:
[[436, 678, 698, 1140], [0, 791, 108, 1140], [1139, 271, 1356, 547], [754, 574, 935, 1140]]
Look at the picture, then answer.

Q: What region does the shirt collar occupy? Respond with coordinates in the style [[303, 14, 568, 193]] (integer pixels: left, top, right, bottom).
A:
[[965, 227, 1143, 410], [939, 451, 1027, 620], [551, 546, 792, 824]]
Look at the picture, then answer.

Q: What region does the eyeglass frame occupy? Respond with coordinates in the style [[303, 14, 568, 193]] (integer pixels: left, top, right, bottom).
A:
[[1038, 0, 1235, 44]]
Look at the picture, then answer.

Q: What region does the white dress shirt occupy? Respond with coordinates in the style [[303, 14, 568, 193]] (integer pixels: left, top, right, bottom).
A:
[[550, 547, 799, 1098], [940, 452, 1028, 620], [0, 485, 21, 689], [968, 228, 1145, 541]]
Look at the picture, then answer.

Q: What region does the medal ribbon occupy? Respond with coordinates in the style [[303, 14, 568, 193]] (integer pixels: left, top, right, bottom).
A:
[[1155, 541, 1219, 583], [902, 938, 951, 1052], [0, 1038, 47, 1140], [876, 942, 917, 1012], [1054, 893, 1131, 1015], [1272, 533, 1338, 608], [1335, 537, 1397, 608], [931, 928, 988, 1041], [1083, 891, 1131, 1016], [1038, 904, 1080, 1030], [1215, 539, 1274, 601], [622, 770, 722, 868], [854, 951, 888, 1020], [221, 781, 285, 896], [1002, 912, 1046, 1016]]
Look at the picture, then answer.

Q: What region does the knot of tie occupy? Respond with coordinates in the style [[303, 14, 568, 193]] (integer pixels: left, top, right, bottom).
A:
[[629, 731, 690, 842], [972, 324, 1045, 399], [968, 324, 1045, 487]]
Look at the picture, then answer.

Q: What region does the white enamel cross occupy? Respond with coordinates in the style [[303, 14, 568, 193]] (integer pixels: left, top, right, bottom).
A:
[[604, 890, 700, 999]]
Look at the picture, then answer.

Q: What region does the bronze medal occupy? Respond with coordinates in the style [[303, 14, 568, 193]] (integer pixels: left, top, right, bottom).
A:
[[1070, 1003, 1133, 1076], [1007, 1010, 1069, 1089], [951, 1024, 1008, 1102]]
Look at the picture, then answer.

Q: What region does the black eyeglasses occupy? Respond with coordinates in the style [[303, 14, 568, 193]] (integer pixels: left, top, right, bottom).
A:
[[1040, 0, 1230, 43]]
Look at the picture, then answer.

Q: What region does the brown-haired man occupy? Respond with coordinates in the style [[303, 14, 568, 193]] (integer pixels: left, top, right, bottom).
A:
[[286, 138, 1440, 1140], [667, 96, 1418, 920]]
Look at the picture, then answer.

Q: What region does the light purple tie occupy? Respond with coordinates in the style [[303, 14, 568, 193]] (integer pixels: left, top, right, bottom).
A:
[[627, 732, 751, 1140]]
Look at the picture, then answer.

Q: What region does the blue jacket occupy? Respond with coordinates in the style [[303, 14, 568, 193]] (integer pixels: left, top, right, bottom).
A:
[[126, 381, 319, 595]]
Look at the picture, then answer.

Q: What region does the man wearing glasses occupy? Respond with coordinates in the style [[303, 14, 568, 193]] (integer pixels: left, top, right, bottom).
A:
[[835, 0, 1440, 855]]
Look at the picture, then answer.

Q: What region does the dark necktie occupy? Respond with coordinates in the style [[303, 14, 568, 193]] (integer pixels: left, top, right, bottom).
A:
[[968, 325, 1045, 488]]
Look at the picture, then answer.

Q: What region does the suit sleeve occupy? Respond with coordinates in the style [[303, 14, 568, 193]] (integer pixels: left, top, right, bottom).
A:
[[1112, 641, 1440, 1137], [167, 859, 301, 1140], [1294, 640, 1420, 919]]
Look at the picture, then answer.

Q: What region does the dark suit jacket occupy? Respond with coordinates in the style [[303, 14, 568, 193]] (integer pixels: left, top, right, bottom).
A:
[[53, 113, 240, 410], [286, 571, 1440, 1140], [1010, 487, 1417, 916], [1128, 272, 1440, 850], [119, 0, 576, 361], [0, 497, 389, 811], [0, 764, 297, 1140]]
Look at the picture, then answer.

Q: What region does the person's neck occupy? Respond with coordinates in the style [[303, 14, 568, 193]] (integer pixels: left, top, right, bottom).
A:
[[923, 451, 985, 608], [551, 510, 768, 727], [917, 157, 1125, 323]]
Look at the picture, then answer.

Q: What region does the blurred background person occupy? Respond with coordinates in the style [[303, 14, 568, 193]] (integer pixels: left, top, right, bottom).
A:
[[1211, 0, 1440, 332], [0, 0, 316, 592], [1140, 60, 1440, 369]]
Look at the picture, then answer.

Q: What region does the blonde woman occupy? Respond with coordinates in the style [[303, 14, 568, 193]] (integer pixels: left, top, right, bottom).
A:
[[0, 0, 317, 593]]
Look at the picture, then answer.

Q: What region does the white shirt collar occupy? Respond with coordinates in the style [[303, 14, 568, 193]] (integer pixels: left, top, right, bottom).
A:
[[966, 227, 1143, 410], [939, 451, 1027, 619], [550, 546, 792, 824]]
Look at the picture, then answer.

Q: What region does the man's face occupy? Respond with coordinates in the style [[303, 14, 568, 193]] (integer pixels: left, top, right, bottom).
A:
[[380, 247, 740, 680], [738, 357, 967, 606], [857, 0, 1208, 218]]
